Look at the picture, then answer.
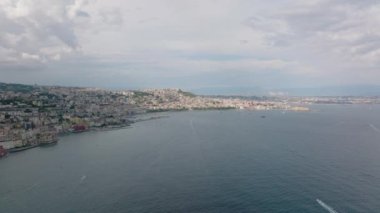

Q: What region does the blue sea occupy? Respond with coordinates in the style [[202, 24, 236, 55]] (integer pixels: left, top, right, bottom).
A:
[[1, 104, 380, 212]]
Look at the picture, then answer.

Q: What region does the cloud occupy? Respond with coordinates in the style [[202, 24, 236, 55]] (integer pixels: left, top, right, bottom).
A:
[[1, 0, 380, 89], [21, 52, 41, 61], [99, 8, 123, 25], [0, 0, 86, 63], [247, 0, 380, 64]]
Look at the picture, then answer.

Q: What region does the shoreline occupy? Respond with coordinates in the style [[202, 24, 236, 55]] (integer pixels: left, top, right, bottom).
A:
[[0, 107, 310, 157], [1, 114, 171, 156]]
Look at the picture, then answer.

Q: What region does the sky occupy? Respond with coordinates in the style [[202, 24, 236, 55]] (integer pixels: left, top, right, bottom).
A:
[[1, 0, 380, 94]]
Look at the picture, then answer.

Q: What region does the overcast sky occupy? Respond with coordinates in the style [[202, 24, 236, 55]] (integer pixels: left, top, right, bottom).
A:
[[1, 0, 380, 92]]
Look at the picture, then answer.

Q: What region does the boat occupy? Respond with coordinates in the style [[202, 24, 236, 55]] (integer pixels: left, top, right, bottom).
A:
[[0, 145, 8, 158], [69, 125, 88, 133]]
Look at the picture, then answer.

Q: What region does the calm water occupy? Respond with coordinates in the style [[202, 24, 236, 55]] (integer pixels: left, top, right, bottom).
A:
[[1, 105, 380, 212]]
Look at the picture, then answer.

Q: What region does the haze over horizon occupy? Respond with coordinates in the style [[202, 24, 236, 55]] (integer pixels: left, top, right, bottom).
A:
[[1, 0, 380, 95]]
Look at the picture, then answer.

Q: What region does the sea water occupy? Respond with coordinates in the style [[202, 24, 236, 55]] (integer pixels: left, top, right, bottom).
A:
[[1, 105, 380, 212]]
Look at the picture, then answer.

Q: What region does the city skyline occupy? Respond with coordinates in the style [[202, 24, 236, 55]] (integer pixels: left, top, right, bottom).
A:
[[1, 0, 380, 94]]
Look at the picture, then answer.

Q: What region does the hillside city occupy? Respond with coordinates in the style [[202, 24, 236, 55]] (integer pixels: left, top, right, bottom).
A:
[[0, 82, 378, 154]]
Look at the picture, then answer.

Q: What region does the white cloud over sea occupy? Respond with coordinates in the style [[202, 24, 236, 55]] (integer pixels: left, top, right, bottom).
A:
[[1, 0, 380, 91]]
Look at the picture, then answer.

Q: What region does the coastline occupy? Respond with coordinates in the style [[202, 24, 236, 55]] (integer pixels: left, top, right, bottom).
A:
[[0, 107, 310, 157], [1, 103, 374, 158], [1, 114, 171, 156], [1, 106, 312, 157]]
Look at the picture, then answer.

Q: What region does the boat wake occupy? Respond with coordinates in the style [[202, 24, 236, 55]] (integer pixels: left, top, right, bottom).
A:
[[189, 119, 195, 131], [369, 124, 380, 133], [189, 119, 197, 135], [80, 175, 87, 183], [316, 199, 338, 213], [26, 183, 39, 191]]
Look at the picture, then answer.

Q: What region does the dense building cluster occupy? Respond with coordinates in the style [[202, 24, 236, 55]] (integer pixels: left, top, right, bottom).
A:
[[123, 88, 307, 111], [0, 84, 133, 150]]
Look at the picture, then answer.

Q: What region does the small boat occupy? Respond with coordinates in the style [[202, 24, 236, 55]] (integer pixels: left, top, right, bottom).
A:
[[261, 115, 266, 118], [69, 125, 88, 133]]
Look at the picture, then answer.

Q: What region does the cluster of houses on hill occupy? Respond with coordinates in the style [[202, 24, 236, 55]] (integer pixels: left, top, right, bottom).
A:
[[0, 85, 135, 151]]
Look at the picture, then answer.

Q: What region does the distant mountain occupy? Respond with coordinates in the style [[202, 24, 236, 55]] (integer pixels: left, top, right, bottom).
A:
[[190, 86, 266, 96], [0, 82, 38, 93], [190, 85, 380, 96], [1, 82, 380, 97], [277, 85, 380, 96]]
